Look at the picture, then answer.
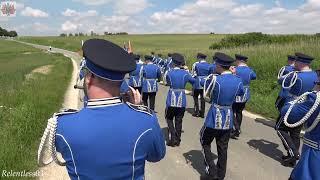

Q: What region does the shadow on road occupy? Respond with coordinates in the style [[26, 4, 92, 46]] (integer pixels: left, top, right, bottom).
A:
[[183, 150, 218, 176], [255, 118, 276, 129], [162, 127, 169, 142], [247, 139, 283, 162], [186, 107, 195, 116]]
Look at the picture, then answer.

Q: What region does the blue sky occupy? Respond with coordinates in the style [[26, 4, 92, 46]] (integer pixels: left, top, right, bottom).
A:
[[0, 0, 319, 35]]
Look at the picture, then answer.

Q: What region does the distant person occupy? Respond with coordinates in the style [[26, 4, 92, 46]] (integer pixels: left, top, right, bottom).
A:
[[38, 39, 166, 179], [165, 53, 195, 147], [281, 70, 320, 180], [276, 52, 317, 167], [191, 53, 211, 118], [200, 52, 244, 180], [129, 54, 144, 93], [231, 54, 256, 139], [142, 55, 162, 111]]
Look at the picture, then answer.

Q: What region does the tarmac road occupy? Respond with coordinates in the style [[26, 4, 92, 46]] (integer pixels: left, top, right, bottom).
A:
[[145, 84, 292, 180], [16, 40, 293, 180]]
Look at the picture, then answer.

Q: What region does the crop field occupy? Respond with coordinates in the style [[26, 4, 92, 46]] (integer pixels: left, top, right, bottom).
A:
[[0, 40, 72, 176], [19, 35, 320, 119]]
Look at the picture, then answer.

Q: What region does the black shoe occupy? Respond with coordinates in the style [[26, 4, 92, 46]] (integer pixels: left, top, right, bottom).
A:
[[200, 174, 219, 180], [192, 113, 200, 117], [230, 133, 238, 140], [200, 114, 205, 118], [175, 141, 181, 147], [281, 155, 290, 160], [282, 156, 297, 167], [235, 131, 240, 137], [166, 140, 176, 147]]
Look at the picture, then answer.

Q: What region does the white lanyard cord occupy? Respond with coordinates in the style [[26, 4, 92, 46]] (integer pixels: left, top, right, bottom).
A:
[[283, 91, 320, 132]]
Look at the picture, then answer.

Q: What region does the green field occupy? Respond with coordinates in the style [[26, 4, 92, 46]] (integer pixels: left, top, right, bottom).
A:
[[0, 40, 72, 178], [19, 35, 320, 119]]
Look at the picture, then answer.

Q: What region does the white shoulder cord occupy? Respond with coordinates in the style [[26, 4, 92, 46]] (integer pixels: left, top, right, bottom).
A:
[[282, 71, 298, 89], [283, 91, 320, 132], [203, 74, 217, 102], [38, 115, 66, 167], [277, 66, 286, 80]]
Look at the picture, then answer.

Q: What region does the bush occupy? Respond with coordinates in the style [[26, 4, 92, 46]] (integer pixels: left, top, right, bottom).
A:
[[209, 32, 319, 50]]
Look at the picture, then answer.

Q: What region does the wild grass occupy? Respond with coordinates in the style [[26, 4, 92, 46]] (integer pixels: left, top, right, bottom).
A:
[[0, 40, 72, 178]]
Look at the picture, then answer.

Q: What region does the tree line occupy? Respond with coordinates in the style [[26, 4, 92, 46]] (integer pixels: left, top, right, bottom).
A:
[[0, 27, 18, 37], [60, 31, 128, 37]]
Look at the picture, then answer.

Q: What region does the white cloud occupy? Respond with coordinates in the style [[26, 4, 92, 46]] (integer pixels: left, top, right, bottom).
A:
[[21, 7, 48, 17], [61, 21, 78, 32], [72, 0, 111, 6], [149, 0, 320, 34], [61, 9, 98, 17], [275, 0, 281, 7], [62, 8, 78, 17], [230, 4, 263, 17], [114, 0, 151, 15], [149, 0, 236, 33]]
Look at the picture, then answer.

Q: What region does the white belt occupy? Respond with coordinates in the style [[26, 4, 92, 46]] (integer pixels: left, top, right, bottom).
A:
[[145, 78, 157, 81], [170, 89, 185, 92], [303, 137, 320, 150], [213, 104, 232, 109]]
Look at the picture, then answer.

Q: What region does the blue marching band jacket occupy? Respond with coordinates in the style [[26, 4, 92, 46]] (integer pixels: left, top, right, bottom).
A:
[[191, 60, 212, 90], [142, 62, 162, 93], [201, 72, 244, 130], [281, 91, 320, 180], [38, 98, 166, 180], [279, 69, 317, 103], [277, 65, 295, 99], [234, 65, 257, 103], [165, 67, 196, 108], [129, 62, 144, 88]]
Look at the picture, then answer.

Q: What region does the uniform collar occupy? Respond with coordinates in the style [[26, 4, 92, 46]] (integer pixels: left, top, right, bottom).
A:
[[299, 69, 312, 72], [87, 97, 123, 108], [200, 60, 206, 63], [221, 71, 232, 75], [238, 64, 248, 67], [173, 67, 180, 70], [147, 62, 153, 65]]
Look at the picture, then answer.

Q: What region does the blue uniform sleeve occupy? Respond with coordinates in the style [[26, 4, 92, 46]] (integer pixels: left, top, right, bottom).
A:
[[250, 70, 257, 80], [166, 73, 171, 85], [237, 81, 245, 96], [157, 67, 161, 80], [146, 116, 166, 162], [200, 77, 206, 87], [187, 73, 196, 85]]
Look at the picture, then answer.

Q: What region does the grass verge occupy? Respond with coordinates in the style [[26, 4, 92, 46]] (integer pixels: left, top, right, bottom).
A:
[[0, 40, 72, 179]]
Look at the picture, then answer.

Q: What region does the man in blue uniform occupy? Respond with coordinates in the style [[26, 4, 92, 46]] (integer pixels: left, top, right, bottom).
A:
[[38, 39, 166, 180], [275, 55, 296, 112], [142, 55, 162, 111], [209, 57, 217, 75], [281, 70, 320, 180], [276, 52, 317, 167], [165, 53, 196, 147], [129, 54, 144, 93], [191, 53, 211, 118], [200, 52, 244, 180], [163, 53, 173, 86], [231, 54, 256, 139]]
